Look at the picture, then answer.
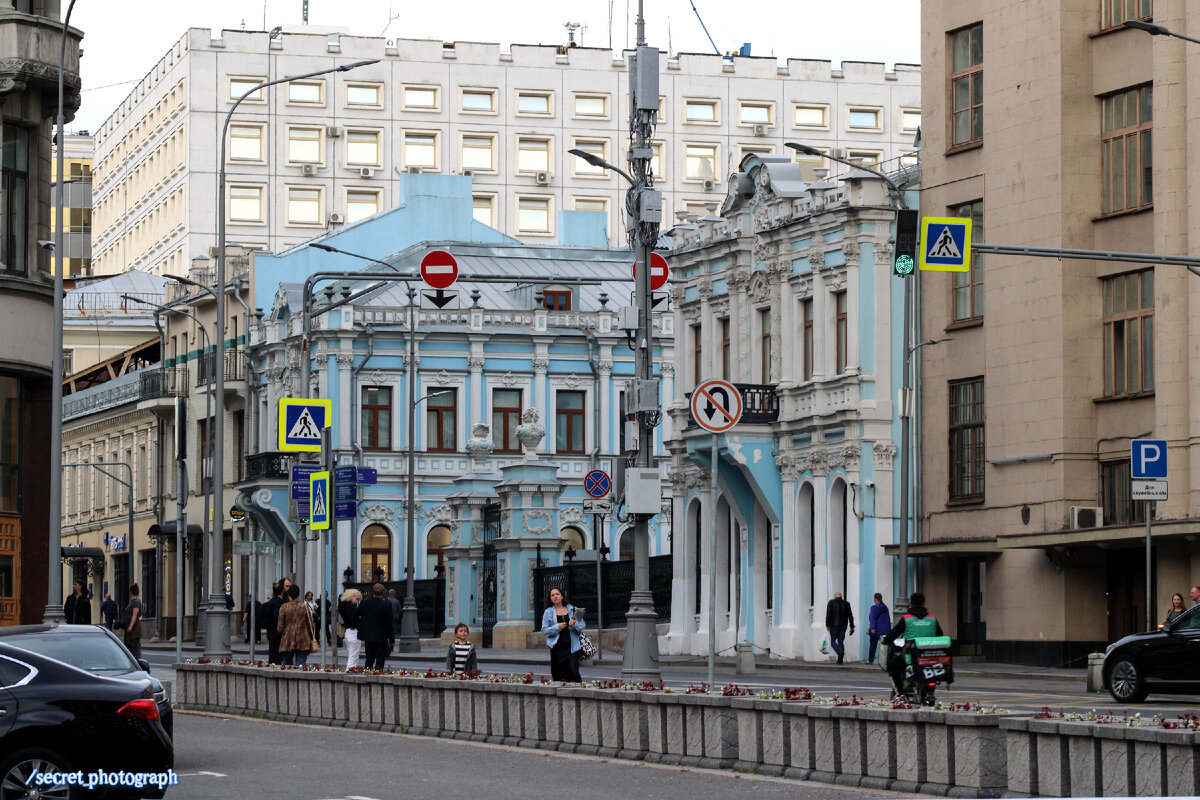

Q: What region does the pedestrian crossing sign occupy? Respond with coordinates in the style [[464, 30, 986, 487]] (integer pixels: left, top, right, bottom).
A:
[[309, 471, 330, 530], [278, 398, 332, 452], [919, 216, 972, 273]]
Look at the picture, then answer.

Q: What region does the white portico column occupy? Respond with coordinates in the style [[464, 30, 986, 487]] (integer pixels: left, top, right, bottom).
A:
[[337, 353, 353, 449], [772, 263, 794, 388], [468, 351, 485, 426], [726, 267, 751, 383], [774, 455, 801, 657], [598, 353, 613, 453]]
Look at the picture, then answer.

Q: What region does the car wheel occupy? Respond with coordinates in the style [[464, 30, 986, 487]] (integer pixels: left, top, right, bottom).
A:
[[0, 748, 77, 800], [1108, 656, 1149, 703]]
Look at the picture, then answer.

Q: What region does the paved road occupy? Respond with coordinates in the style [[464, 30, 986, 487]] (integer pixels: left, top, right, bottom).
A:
[[142, 646, 1200, 718], [168, 712, 930, 800]]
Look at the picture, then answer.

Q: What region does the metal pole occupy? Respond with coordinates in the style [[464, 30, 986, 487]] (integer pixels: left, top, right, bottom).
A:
[[1146, 501, 1153, 631], [249, 521, 257, 662], [399, 286, 420, 651], [594, 512, 604, 659], [707, 433, 718, 688], [46, 0, 78, 624], [321, 427, 332, 668], [176, 507, 185, 666], [898, 276, 913, 610]]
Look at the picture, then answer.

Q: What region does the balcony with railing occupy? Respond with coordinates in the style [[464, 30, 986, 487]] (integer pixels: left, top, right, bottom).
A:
[[684, 382, 779, 428], [196, 349, 246, 386], [244, 452, 291, 483], [138, 366, 187, 400]]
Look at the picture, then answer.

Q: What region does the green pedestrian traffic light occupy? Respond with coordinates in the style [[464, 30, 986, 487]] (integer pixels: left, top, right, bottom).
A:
[[894, 208, 919, 277]]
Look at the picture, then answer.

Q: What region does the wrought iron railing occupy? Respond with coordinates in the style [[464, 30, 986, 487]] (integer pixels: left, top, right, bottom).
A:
[[225, 348, 245, 381], [343, 579, 446, 638], [138, 366, 187, 400], [532, 554, 672, 629], [63, 372, 141, 420], [244, 452, 290, 482]]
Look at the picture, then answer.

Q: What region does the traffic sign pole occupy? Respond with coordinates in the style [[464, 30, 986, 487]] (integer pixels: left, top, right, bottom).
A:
[[1132, 439, 1167, 632], [708, 432, 718, 688]]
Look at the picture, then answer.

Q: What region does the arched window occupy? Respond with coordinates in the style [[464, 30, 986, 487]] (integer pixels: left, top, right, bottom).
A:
[[426, 525, 451, 577], [360, 524, 391, 582], [618, 527, 634, 561], [560, 526, 585, 552]]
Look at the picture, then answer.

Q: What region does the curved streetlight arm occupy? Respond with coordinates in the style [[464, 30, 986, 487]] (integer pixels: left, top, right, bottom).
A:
[[568, 148, 635, 184], [1123, 18, 1200, 45], [784, 142, 907, 208]]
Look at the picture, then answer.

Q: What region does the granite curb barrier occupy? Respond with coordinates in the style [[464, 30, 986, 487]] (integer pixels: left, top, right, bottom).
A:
[[176, 664, 1200, 797]]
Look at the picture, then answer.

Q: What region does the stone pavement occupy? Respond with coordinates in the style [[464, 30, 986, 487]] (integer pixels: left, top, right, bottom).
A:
[[142, 637, 1084, 684]]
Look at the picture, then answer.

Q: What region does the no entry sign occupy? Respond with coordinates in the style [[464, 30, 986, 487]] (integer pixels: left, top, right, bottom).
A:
[[420, 249, 459, 290], [633, 252, 670, 292]]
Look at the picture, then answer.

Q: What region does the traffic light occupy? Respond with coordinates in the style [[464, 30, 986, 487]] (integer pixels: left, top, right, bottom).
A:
[[893, 208, 919, 276]]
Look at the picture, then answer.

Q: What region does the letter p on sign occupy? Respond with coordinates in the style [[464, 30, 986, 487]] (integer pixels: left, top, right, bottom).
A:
[[1131, 439, 1167, 479]]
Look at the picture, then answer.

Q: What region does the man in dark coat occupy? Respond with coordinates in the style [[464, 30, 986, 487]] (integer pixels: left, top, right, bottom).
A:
[[64, 579, 90, 624], [100, 592, 119, 630], [825, 591, 855, 665], [264, 577, 290, 664], [357, 583, 395, 670]]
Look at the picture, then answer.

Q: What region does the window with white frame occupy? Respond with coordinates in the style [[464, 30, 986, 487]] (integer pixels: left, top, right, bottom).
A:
[[228, 185, 264, 222], [571, 138, 608, 176], [472, 194, 496, 227], [847, 150, 881, 165], [516, 91, 552, 115], [847, 107, 882, 130], [684, 98, 718, 123], [346, 130, 381, 166], [228, 125, 263, 161], [900, 108, 921, 131], [228, 77, 265, 102], [461, 88, 497, 113], [573, 197, 608, 214], [517, 196, 551, 233], [287, 80, 323, 105], [461, 134, 495, 171], [403, 85, 439, 110], [346, 189, 381, 223], [792, 104, 828, 128], [404, 131, 438, 169], [517, 137, 551, 172], [286, 186, 322, 225], [739, 101, 772, 125], [345, 83, 382, 108], [739, 144, 775, 161], [573, 93, 608, 118], [791, 146, 827, 181], [684, 143, 717, 180], [285, 127, 322, 164], [651, 141, 665, 179]]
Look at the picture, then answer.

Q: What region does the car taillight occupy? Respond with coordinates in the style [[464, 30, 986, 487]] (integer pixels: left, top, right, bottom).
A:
[[117, 699, 160, 721], [927, 682, 937, 687]]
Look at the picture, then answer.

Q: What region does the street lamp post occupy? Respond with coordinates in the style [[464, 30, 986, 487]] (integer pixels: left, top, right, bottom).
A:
[[46, 0, 80, 623], [1123, 18, 1200, 45], [210, 59, 377, 657], [785, 142, 938, 608]]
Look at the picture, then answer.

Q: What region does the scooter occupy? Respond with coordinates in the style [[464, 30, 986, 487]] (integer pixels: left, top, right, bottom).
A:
[[882, 635, 954, 706]]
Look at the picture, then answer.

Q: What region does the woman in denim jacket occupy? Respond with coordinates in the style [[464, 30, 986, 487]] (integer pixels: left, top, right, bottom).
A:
[[540, 587, 585, 682]]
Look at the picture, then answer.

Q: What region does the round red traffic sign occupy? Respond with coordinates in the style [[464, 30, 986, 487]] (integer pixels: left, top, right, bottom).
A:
[[633, 252, 670, 292], [420, 249, 459, 290]]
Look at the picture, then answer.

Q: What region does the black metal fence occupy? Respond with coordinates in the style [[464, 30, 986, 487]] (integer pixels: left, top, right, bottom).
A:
[[531, 555, 672, 630], [343, 578, 446, 639]]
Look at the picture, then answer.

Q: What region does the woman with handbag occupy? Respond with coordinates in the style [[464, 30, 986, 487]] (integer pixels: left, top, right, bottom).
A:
[[338, 588, 363, 669], [540, 587, 586, 683], [277, 585, 316, 666]]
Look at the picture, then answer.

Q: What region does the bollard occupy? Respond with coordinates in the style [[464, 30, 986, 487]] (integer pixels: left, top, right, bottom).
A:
[[1085, 652, 1105, 693], [735, 641, 755, 675]]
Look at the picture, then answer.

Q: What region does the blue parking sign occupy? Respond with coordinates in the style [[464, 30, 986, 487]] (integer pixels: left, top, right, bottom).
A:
[[1131, 439, 1167, 479]]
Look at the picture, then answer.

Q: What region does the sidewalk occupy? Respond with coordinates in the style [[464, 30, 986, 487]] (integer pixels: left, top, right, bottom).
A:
[[142, 638, 1085, 684]]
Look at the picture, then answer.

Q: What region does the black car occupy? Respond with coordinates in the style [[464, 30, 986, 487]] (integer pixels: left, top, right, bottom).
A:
[[0, 624, 172, 739], [0, 641, 173, 799], [1104, 602, 1200, 702]]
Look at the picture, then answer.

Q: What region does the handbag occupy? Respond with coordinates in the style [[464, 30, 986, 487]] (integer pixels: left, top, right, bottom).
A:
[[307, 611, 320, 652], [579, 632, 598, 660]]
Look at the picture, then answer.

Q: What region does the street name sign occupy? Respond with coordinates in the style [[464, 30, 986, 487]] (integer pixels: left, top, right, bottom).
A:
[[1131, 439, 1167, 479], [309, 471, 330, 530], [290, 464, 320, 500], [919, 216, 972, 273], [356, 467, 378, 485], [1132, 480, 1167, 502], [690, 379, 743, 433], [278, 398, 332, 452]]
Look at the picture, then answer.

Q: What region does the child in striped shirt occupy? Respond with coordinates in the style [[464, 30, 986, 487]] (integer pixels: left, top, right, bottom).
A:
[[445, 622, 478, 674]]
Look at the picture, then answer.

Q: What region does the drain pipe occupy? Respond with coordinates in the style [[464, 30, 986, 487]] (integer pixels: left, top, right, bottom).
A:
[[349, 324, 376, 578], [152, 310, 166, 640]]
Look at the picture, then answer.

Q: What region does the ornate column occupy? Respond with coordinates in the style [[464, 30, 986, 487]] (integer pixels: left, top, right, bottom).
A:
[[467, 353, 485, 428], [726, 267, 751, 383], [840, 239, 860, 375], [597, 355, 613, 453], [809, 247, 827, 381], [807, 450, 832, 660], [659, 361, 675, 450], [769, 261, 794, 388], [531, 353, 549, 443], [336, 353, 354, 449]]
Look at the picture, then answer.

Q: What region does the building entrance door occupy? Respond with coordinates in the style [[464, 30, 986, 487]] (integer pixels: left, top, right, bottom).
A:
[[1107, 547, 1154, 642], [956, 557, 986, 656]]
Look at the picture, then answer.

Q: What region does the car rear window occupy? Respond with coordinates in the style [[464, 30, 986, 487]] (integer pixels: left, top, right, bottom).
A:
[[2, 630, 137, 674]]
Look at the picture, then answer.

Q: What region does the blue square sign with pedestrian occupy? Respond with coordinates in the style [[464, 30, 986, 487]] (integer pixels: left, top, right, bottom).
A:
[[278, 398, 332, 452], [919, 216, 972, 273]]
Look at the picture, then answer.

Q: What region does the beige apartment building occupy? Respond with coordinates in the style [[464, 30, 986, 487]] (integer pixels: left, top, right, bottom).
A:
[[914, 0, 1200, 665], [90, 27, 920, 275]]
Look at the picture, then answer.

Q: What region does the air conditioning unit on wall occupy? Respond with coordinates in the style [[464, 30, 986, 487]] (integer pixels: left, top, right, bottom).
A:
[[534, 170, 551, 186], [327, 212, 345, 225], [300, 164, 317, 177], [1070, 506, 1102, 529], [753, 123, 766, 136]]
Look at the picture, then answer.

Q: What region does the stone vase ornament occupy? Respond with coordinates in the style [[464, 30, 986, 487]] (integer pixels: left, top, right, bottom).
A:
[[464, 421, 494, 472], [514, 407, 545, 459]]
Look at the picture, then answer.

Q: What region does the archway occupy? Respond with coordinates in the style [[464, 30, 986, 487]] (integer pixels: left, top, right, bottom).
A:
[[360, 524, 391, 582], [560, 526, 586, 552], [799, 482, 815, 610], [829, 479, 849, 598], [618, 527, 634, 561], [426, 525, 451, 577]]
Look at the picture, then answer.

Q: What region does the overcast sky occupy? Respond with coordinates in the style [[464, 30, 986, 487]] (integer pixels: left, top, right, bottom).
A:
[[69, 0, 920, 134]]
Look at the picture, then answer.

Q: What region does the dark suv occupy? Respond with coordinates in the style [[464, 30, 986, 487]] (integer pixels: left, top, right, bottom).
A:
[[1104, 603, 1200, 702]]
